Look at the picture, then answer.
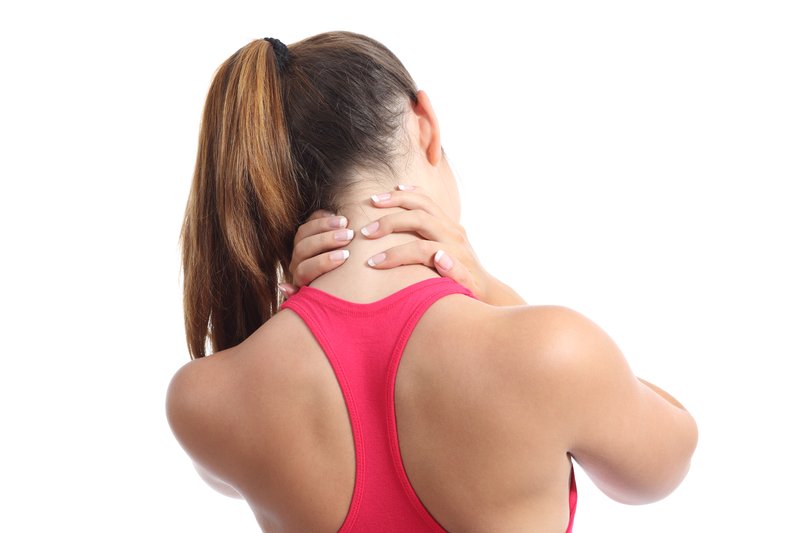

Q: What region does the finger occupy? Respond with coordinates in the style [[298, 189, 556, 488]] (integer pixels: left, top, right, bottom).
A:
[[359, 209, 458, 243], [294, 213, 348, 246], [432, 249, 476, 295], [365, 241, 476, 293], [293, 227, 354, 269], [365, 239, 439, 269], [294, 249, 351, 287], [369, 189, 451, 221]]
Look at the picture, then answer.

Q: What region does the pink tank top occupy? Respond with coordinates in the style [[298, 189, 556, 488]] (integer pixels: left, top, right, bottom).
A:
[[280, 276, 577, 532]]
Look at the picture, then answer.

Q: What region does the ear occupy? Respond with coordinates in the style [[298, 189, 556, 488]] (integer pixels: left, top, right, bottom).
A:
[[412, 89, 442, 166]]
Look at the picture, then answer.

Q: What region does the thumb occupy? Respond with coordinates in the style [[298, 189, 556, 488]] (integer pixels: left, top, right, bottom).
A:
[[433, 250, 475, 294]]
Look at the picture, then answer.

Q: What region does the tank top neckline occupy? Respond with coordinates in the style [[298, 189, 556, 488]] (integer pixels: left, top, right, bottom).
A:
[[295, 275, 458, 313]]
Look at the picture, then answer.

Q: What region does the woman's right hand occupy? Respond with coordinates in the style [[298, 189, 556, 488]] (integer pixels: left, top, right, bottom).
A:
[[359, 185, 525, 306]]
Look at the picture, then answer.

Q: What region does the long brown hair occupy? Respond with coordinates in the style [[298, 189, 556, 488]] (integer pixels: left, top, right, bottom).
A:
[[180, 32, 419, 358]]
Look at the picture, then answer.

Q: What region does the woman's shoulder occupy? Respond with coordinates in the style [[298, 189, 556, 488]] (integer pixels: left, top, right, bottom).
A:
[[405, 297, 600, 399], [478, 303, 641, 404], [481, 303, 698, 502], [165, 349, 242, 480], [490, 304, 606, 359], [443, 300, 599, 370], [426, 300, 647, 431]]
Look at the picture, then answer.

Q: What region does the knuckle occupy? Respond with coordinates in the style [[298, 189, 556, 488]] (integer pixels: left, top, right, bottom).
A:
[[318, 216, 336, 233], [415, 190, 431, 201], [315, 253, 332, 271]]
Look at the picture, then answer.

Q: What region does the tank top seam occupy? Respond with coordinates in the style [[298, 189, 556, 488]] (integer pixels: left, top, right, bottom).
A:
[[279, 300, 365, 533], [384, 283, 474, 532]]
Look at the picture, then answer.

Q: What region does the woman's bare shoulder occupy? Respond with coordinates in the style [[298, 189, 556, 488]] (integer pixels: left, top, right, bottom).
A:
[[408, 297, 590, 392], [427, 301, 630, 427], [166, 309, 314, 414], [475, 303, 642, 402], [441, 300, 591, 363], [165, 350, 237, 453]]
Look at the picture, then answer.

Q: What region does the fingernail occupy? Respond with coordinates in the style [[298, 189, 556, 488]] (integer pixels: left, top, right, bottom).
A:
[[335, 228, 354, 241], [371, 193, 391, 203], [397, 184, 416, 191], [330, 249, 350, 262], [367, 252, 386, 267], [360, 221, 379, 236], [328, 216, 347, 228], [277, 283, 291, 296], [434, 249, 453, 271]]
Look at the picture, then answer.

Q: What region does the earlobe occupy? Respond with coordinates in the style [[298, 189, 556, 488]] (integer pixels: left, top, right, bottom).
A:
[[414, 90, 442, 166]]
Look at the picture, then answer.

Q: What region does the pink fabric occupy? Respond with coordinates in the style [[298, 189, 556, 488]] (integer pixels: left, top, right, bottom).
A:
[[567, 466, 577, 532], [280, 276, 577, 532]]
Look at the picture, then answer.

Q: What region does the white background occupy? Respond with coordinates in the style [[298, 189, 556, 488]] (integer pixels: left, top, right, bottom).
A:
[[1, 1, 797, 531]]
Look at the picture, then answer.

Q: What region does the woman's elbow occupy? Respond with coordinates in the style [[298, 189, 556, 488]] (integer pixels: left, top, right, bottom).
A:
[[637, 412, 699, 505]]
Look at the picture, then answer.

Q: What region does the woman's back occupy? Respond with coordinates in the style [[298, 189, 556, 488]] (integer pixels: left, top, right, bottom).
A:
[[169, 275, 582, 532]]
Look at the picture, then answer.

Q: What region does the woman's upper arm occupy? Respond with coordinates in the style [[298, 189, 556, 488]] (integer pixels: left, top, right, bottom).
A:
[[509, 306, 698, 505], [166, 357, 244, 498]]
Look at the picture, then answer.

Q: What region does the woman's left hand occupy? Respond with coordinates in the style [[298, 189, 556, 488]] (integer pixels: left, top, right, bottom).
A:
[[278, 209, 354, 298]]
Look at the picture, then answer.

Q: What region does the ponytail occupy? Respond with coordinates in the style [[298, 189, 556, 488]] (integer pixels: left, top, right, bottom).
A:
[[181, 32, 422, 359], [180, 39, 299, 359]]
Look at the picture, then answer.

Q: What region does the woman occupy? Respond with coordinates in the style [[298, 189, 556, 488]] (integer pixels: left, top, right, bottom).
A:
[[167, 31, 698, 532]]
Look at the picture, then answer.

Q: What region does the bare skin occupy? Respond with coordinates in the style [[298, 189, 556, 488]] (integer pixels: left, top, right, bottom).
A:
[[167, 90, 698, 532]]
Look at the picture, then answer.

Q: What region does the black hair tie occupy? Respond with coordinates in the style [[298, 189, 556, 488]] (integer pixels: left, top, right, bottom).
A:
[[264, 37, 289, 72]]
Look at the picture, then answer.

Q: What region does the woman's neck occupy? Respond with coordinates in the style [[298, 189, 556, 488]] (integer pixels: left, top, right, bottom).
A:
[[306, 190, 441, 303]]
